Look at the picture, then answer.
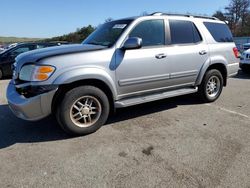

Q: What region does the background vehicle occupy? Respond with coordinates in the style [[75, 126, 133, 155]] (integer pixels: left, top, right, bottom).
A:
[[0, 42, 67, 79], [240, 49, 250, 72], [243, 43, 250, 51], [0, 45, 5, 52], [7, 13, 239, 136]]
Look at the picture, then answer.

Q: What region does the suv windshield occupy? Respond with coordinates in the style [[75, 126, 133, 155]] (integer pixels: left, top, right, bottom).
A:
[[83, 19, 132, 47]]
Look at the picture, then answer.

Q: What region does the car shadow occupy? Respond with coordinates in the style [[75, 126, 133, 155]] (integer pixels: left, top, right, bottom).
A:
[[0, 105, 69, 149], [1, 76, 12, 80], [107, 94, 202, 124], [233, 70, 250, 79], [0, 94, 202, 149]]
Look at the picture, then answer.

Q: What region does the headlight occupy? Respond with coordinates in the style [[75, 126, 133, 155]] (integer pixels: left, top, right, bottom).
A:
[[19, 65, 55, 81]]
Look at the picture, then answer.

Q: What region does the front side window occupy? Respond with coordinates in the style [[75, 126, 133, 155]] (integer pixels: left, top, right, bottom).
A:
[[129, 20, 165, 47], [83, 20, 132, 47], [169, 20, 202, 44]]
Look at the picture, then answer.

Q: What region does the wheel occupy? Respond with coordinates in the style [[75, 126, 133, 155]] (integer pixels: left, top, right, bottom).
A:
[[198, 69, 223, 102], [0, 69, 3, 79], [56, 86, 110, 136]]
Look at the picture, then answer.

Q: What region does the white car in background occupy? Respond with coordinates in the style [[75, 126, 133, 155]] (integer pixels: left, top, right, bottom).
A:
[[240, 49, 250, 72]]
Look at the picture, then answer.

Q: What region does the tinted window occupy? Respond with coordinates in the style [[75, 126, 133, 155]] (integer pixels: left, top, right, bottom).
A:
[[169, 20, 202, 44], [130, 20, 165, 47], [204, 22, 233, 42], [10, 45, 34, 56]]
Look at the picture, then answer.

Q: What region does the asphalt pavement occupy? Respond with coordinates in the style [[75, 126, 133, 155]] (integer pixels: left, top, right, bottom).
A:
[[0, 71, 250, 188]]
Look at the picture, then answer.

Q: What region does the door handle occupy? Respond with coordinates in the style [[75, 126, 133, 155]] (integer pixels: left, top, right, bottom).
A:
[[199, 50, 207, 55], [155, 53, 167, 59]]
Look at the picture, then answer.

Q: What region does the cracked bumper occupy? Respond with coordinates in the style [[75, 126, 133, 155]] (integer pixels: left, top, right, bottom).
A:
[[7, 81, 58, 121]]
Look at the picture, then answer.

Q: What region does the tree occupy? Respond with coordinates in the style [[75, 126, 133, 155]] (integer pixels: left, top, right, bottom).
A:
[[46, 25, 95, 43], [224, 0, 250, 35], [213, 11, 226, 21], [105, 18, 113, 23], [140, 11, 149, 16], [212, 0, 250, 36]]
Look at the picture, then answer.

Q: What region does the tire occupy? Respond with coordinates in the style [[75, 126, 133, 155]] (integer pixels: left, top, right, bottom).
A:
[[198, 69, 223, 103], [0, 69, 3, 80], [56, 86, 110, 136]]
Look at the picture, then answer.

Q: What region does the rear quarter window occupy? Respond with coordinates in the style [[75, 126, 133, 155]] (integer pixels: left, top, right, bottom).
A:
[[204, 22, 233, 43]]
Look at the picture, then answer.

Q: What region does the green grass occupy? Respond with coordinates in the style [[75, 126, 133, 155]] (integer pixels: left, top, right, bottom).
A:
[[0, 36, 44, 43]]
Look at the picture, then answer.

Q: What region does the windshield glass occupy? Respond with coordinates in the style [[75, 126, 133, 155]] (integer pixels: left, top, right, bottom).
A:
[[83, 19, 133, 47]]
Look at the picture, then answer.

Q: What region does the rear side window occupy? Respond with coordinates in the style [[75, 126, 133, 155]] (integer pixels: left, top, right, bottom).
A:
[[169, 20, 202, 44], [204, 22, 233, 42], [129, 20, 165, 47]]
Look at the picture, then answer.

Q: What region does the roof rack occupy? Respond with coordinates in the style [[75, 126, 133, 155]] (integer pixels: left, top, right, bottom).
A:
[[150, 12, 219, 21]]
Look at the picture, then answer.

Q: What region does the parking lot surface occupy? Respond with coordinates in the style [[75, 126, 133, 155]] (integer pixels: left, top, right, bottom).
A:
[[0, 71, 250, 188]]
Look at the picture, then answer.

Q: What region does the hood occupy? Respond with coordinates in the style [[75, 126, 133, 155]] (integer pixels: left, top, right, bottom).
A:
[[15, 44, 107, 68]]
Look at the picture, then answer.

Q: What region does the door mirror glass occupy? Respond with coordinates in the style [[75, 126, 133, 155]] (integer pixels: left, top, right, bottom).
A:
[[122, 37, 142, 50]]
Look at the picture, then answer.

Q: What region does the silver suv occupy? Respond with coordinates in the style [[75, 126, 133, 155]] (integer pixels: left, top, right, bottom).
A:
[[7, 13, 239, 135]]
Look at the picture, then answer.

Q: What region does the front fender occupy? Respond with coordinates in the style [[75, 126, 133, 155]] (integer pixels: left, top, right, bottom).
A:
[[53, 67, 117, 98], [195, 56, 228, 85]]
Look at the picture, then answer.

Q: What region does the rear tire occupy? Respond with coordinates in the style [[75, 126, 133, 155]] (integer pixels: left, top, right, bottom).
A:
[[56, 86, 110, 136], [198, 69, 223, 102]]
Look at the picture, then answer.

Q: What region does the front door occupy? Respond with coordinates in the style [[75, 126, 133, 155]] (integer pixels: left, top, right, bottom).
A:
[[116, 19, 171, 97]]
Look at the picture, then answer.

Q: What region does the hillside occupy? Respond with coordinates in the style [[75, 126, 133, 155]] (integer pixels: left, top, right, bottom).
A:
[[0, 25, 95, 44], [0, 36, 43, 43], [45, 25, 95, 43]]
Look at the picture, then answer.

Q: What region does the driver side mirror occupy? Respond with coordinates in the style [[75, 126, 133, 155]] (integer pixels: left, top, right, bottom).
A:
[[122, 37, 142, 50]]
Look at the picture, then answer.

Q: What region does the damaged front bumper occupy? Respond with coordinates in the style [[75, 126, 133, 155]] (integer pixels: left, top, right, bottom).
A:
[[6, 81, 58, 121]]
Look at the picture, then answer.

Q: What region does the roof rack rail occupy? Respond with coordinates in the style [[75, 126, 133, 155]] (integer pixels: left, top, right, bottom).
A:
[[150, 12, 219, 21]]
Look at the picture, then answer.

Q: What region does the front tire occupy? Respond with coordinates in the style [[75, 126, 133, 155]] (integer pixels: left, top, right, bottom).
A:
[[198, 69, 223, 102], [56, 86, 110, 136]]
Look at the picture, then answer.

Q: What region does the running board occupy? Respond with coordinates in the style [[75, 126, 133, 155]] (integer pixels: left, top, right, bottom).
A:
[[115, 87, 198, 108]]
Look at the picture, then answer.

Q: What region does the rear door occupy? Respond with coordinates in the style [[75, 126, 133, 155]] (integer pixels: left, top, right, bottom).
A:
[[167, 19, 209, 86]]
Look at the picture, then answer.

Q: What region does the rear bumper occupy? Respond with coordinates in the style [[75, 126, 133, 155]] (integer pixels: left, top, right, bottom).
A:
[[7, 81, 57, 121]]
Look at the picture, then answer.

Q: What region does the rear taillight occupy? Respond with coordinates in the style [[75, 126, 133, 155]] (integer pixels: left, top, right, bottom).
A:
[[233, 47, 240, 58]]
